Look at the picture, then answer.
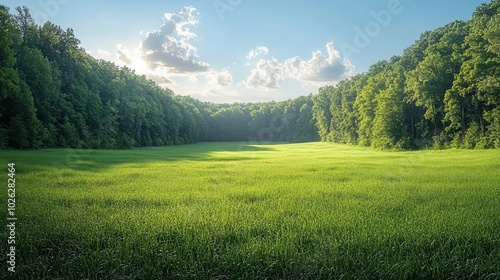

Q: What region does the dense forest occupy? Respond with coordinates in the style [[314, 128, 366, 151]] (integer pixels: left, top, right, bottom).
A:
[[314, 1, 500, 149], [1, 2, 499, 150]]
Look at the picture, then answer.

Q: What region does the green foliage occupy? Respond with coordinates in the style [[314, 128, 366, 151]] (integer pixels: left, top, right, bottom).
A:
[[1, 5, 231, 149], [312, 87, 333, 141], [1, 5, 320, 149], [443, 2, 500, 148], [0, 6, 41, 149], [372, 63, 411, 150], [316, 3, 500, 150], [208, 105, 251, 141], [354, 61, 388, 146]]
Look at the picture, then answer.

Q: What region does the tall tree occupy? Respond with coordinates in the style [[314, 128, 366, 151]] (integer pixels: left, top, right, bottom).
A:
[[312, 87, 334, 142], [0, 6, 41, 149], [372, 62, 411, 149], [14, 6, 39, 47], [354, 61, 388, 146], [445, 3, 500, 148]]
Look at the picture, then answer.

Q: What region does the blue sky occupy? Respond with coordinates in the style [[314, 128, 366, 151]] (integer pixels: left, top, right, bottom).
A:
[[2, 0, 490, 103]]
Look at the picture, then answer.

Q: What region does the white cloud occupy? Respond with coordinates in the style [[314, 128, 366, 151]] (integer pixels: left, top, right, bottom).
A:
[[194, 69, 233, 91], [245, 42, 354, 89], [246, 46, 269, 60], [211, 68, 233, 87], [246, 58, 283, 89], [101, 9, 355, 102], [110, 6, 234, 99], [140, 6, 210, 74], [290, 42, 354, 82]]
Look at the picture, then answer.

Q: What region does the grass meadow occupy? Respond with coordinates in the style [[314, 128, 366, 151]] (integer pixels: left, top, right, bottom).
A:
[[0, 142, 499, 279]]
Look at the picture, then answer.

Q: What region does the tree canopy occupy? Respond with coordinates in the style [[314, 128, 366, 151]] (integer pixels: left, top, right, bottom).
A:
[[313, 1, 500, 149]]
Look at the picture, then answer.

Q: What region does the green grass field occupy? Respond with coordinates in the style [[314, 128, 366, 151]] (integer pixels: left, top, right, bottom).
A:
[[1, 142, 499, 279]]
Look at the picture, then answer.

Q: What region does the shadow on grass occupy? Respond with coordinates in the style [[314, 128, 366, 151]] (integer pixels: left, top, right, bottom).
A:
[[0, 142, 289, 175]]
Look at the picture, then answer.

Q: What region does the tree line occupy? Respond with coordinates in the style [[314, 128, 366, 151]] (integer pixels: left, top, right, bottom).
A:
[[1, 2, 499, 150], [313, 1, 500, 149]]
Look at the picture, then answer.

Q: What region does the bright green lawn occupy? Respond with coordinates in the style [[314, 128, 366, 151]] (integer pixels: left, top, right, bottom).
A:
[[1, 142, 499, 279]]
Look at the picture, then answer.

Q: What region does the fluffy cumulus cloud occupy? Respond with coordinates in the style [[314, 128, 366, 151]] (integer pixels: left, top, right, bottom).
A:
[[139, 7, 210, 73], [106, 7, 353, 102], [213, 69, 233, 87], [199, 68, 234, 88], [246, 58, 283, 88], [291, 42, 354, 82], [246, 46, 269, 60], [114, 7, 212, 75], [112, 6, 233, 97], [246, 42, 354, 89]]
